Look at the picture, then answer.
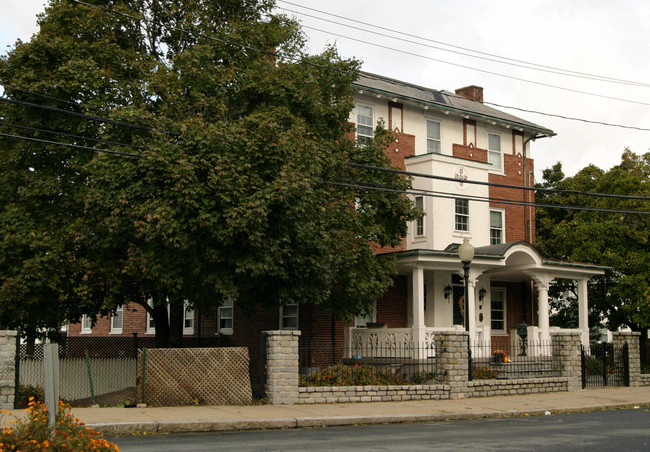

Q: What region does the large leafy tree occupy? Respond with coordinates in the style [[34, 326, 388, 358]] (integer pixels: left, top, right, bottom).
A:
[[0, 0, 417, 346], [536, 150, 650, 341]]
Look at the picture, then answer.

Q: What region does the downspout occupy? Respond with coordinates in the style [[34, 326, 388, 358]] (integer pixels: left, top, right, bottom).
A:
[[522, 134, 550, 244], [523, 134, 550, 328]]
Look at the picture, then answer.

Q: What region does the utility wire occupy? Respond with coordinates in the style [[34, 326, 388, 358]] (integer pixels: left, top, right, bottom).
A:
[[0, 132, 141, 158], [278, 1, 650, 88], [0, 96, 180, 137], [347, 162, 650, 201], [71, 1, 650, 131], [330, 180, 650, 215], [0, 120, 143, 150], [302, 24, 650, 107]]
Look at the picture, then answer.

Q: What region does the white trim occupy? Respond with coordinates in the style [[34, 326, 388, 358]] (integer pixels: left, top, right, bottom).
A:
[[217, 298, 234, 336], [426, 119, 441, 154], [110, 305, 123, 334], [280, 302, 299, 330], [145, 299, 156, 335], [454, 198, 469, 232], [490, 288, 507, 334]]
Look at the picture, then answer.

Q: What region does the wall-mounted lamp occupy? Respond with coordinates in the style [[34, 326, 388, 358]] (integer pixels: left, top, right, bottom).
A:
[[444, 285, 453, 300], [479, 288, 487, 301]]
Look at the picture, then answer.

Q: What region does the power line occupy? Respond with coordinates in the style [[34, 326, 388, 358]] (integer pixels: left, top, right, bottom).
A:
[[347, 162, 650, 201], [280, 4, 650, 88], [0, 120, 143, 150], [302, 24, 650, 107], [330, 180, 650, 215], [0, 132, 141, 158], [71, 0, 650, 132], [278, 1, 650, 88]]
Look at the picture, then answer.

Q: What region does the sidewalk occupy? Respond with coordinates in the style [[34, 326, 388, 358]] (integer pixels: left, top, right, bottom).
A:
[[54, 386, 650, 436]]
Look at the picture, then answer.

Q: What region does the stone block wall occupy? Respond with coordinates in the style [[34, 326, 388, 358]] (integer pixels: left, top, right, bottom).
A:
[[297, 384, 450, 404], [264, 330, 300, 405], [467, 377, 568, 397], [613, 331, 641, 387], [550, 331, 582, 391], [0, 330, 17, 410]]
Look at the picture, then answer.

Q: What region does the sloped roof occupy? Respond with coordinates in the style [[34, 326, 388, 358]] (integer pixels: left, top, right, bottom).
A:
[[354, 72, 555, 137]]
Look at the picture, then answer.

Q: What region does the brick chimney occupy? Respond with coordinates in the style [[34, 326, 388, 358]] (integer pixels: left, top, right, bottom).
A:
[[455, 85, 484, 103]]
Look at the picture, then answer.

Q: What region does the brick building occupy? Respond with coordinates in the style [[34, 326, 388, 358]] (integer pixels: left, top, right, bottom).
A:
[[69, 72, 607, 358]]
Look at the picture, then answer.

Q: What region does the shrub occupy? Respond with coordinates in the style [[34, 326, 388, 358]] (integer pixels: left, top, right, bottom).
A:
[[300, 363, 410, 387], [1, 398, 119, 451], [472, 365, 498, 379]]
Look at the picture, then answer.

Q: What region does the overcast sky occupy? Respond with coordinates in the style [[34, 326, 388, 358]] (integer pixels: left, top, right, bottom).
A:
[[2, 0, 648, 180]]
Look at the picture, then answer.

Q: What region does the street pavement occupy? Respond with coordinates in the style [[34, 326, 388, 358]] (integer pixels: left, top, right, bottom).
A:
[[3, 386, 650, 436]]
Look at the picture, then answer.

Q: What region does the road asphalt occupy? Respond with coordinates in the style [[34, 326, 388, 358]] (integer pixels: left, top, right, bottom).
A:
[[3, 386, 650, 436]]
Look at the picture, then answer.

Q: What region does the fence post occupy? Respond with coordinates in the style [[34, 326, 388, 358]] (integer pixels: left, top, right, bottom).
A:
[[0, 330, 17, 410], [435, 331, 469, 399], [612, 331, 641, 387], [264, 330, 300, 405], [550, 331, 582, 391]]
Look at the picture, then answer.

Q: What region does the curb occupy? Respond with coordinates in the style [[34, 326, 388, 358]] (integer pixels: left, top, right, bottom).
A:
[[90, 401, 650, 436]]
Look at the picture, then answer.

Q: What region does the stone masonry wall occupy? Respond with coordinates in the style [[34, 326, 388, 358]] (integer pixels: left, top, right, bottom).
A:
[[0, 330, 17, 410], [265, 330, 301, 405], [550, 331, 582, 391], [467, 377, 568, 398], [613, 331, 641, 387], [298, 384, 450, 404]]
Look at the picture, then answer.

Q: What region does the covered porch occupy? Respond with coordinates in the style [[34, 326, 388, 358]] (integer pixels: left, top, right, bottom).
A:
[[345, 242, 607, 359]]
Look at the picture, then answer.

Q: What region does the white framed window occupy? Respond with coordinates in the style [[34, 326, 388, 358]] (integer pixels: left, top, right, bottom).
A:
[[80, 315, 92, 334], [280, 302, 299, 330], [414, 196, 425, 237], [491, 288, 506, 334], [218, 298, 234, 335], [426, 120, 441, 154], [455, 198, 469, 232], [183, 301, 194, 335], [110, 305, 123, 334], [488, 133, 502, 171], [354, 302, 376, 328], [145, 299, 156, 335], [490, 209, 505, 245], [356, 105, 374, 143]]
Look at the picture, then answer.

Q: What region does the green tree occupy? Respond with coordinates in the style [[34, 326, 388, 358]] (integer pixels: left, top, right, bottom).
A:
[[536, 150, 650, 341], [0, 0, 418, 346]]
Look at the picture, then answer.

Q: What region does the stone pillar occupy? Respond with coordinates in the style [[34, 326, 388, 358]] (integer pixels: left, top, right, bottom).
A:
[[0, 330, 17, 410], [613, 331, 641, 387], [551, 331, 582, 391], [435, 331, 469, 398], [264, 330, 300, 405]]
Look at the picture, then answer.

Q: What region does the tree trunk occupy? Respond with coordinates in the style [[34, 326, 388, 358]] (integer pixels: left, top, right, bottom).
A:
[[152, 303, 170, 348], [168, 301, 184, 348]]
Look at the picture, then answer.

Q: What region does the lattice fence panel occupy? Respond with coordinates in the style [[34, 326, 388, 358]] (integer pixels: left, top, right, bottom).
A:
[[138, 347, 252, 406]]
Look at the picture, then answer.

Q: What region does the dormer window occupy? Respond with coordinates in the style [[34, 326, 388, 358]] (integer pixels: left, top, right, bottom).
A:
[[356, 105, 374, 143]]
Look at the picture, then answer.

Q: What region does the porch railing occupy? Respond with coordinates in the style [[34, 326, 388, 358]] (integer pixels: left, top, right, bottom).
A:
[[344, 326, 464, 360]]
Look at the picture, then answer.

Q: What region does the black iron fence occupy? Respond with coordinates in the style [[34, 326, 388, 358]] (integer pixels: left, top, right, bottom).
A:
[[470, 341, 560, 380], [581, 342, 629, 388], [298, 338, 439, 386]]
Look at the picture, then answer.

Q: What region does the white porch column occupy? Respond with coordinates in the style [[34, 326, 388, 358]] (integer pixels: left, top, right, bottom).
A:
[[467, 272, 479, 343], [577, 278, 589, 346], [533, 274, 553, 343], [411, 267, 426, 355]]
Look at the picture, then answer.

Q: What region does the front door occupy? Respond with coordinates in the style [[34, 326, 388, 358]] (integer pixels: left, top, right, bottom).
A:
[[452, 274, 465, 327]]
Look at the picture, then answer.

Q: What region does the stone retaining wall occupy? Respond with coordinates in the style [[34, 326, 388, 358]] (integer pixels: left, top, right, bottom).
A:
[[297, 384, 450, 404], [640, 374, 650, 386], [467, 377, 568, 398]]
